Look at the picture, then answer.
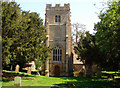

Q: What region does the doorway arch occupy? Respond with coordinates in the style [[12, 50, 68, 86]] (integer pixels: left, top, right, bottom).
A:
[[54, 65, 60, 77]]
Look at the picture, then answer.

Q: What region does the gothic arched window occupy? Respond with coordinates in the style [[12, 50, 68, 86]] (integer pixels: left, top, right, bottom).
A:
[[53, 45, 62, 61]]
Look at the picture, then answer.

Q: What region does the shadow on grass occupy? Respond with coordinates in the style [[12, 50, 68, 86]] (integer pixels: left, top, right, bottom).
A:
[[2, 76, 36, 83], [54, 77, 116, 88], [2, 72, 36, 82]]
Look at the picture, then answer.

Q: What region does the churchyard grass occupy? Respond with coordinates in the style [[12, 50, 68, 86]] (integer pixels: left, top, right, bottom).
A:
[[2, 70, 120, 87], [2, 75, 114, 87]]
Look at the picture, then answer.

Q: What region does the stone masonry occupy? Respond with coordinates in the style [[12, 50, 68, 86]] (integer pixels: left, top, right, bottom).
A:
[[45, 3, 73, 76]]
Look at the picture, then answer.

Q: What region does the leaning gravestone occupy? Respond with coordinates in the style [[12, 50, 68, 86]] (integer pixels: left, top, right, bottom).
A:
[[27, 67, 31, 74], [14, 76, 21, 86], [15, 64, 20, 73]]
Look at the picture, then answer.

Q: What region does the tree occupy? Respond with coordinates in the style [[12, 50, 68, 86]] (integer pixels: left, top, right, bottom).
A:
[[2, 1, 51, 70], [94, 1, 120, 70], [74, 31, 105, 77], [72, 23, 86, 44], [2, 1, 22, 69], [75, 32, 104, 65]]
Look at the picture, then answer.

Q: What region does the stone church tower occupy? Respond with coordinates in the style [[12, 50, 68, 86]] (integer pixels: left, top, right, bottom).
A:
[[45, 3, 73, 76]]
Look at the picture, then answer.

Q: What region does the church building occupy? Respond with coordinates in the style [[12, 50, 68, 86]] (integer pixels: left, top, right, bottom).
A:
[[45, 3, 73, 76]]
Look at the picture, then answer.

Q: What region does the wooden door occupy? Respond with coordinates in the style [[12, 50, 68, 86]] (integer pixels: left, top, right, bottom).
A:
[[54, 65, 60, 77]]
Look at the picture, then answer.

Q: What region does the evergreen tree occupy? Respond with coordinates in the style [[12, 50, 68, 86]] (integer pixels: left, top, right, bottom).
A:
[[2, 1, 51, 70], [74, 32, 104, 66], [74, 31, 105, 77]]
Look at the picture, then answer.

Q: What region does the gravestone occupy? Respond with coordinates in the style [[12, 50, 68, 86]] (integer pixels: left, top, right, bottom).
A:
[[45, 70, 49, 77], [92, 64, 98, 74], [15, 64, 20, 73], [14, 76, 21, 86], [27, 67, 31, 74], [30, 61, 36, 71]]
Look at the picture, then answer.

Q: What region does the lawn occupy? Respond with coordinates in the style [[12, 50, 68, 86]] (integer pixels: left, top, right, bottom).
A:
[[1, 70, 120, 88]]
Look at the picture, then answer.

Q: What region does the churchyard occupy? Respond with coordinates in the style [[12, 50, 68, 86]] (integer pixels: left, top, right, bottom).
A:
[[1, 63, 120, 87], [1, 1, 120, 88], [1, 70, 120, 88]]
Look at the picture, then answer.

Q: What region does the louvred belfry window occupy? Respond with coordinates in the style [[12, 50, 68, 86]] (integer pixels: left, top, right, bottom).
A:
[[55, 15, 61, 22]]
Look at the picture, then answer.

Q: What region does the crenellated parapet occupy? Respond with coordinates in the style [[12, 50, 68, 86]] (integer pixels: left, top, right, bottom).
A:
[[46, 3, 70, 10]]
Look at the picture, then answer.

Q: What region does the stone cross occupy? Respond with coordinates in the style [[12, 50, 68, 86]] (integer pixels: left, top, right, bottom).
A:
[[14, 76, 21, 86], [15, 64, 20, 73], [27, 67, 31, 74]]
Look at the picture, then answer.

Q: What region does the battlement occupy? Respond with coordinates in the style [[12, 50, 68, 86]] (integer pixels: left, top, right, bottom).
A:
[[46, 3, 70, 10]]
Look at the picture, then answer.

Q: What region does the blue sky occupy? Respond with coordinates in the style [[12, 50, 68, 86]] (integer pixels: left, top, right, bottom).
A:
[[15, 0, 109, 34]]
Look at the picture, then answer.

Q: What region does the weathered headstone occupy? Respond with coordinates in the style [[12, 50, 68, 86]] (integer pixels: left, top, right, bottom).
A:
[[27, 67, 31, 74], [45, 70, 49, 77], [92, 64, 98, 74], [30, 61, 36, 71], [14, 76, 21, 87], [15, 64, 20, 73]]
